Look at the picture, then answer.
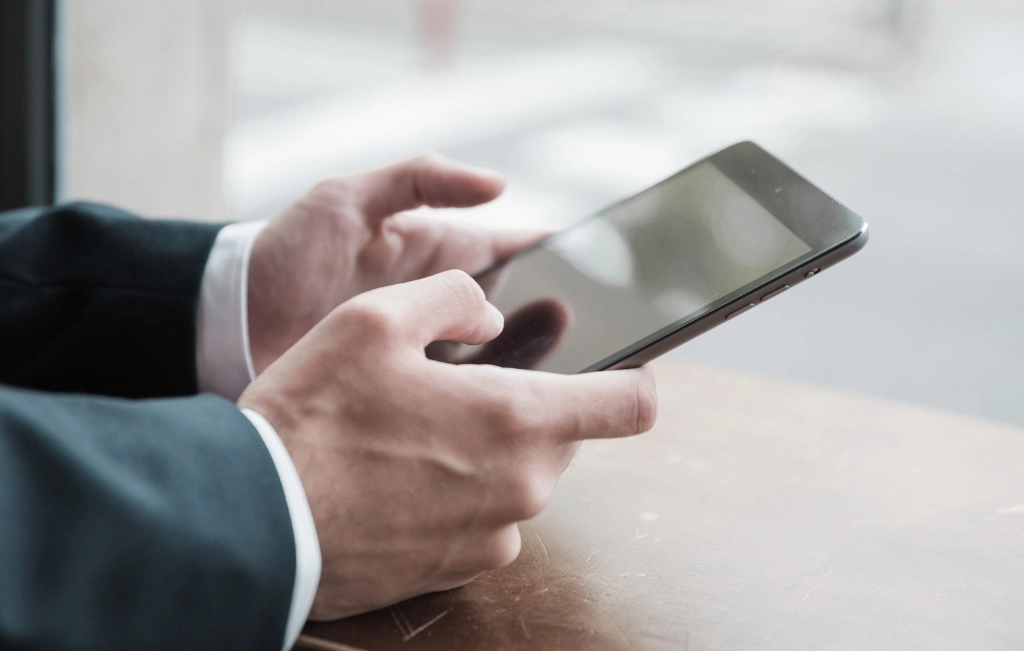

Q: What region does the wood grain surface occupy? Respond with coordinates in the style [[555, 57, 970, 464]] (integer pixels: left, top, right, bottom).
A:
[[299, 361, 1024, 650]]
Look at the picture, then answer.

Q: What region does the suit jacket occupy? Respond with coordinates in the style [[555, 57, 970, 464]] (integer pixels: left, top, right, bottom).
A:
[[0, 203, 295, 651]]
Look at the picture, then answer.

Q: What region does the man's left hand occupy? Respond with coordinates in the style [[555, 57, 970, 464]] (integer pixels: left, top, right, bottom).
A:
[[246, 153, 539, 374]]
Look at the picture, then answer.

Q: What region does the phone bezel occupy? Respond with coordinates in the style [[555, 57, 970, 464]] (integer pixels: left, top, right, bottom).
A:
[[599, 224, 867, 372], [479, 141, 869, 374]]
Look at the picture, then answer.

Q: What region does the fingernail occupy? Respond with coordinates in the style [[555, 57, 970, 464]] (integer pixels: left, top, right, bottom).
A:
[[488, 302, 505, 328]]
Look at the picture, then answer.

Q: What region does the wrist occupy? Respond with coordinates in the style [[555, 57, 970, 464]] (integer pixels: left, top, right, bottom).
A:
[[245, 226, 293, 375], [196, 220, 266, 399], [238, 406, 323, 649]]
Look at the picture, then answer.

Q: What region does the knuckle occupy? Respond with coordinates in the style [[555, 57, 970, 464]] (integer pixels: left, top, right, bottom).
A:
[[483, 526, 522, 569], [632, 374, 658, 434], [338, 296, 398, 335], [311, 177, 353, 202], [562, 406, 586, 442], [437, 269, 487, 311], [486, 394, 541, 444], [512, 475, 554, 520], [439, 268, 482, 297], [406, 152, 451, 207], [307, 178, 360, 222], [488, 398, 518, 434], [413, 151, 444, 169]]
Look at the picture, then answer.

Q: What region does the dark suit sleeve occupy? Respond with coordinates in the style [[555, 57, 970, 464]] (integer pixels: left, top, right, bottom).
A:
[[0, 385, 296, 651], [0, 202, 224, 398]]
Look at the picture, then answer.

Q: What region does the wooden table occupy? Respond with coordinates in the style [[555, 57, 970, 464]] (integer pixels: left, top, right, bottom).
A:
[[298, 361, 1024, 650]]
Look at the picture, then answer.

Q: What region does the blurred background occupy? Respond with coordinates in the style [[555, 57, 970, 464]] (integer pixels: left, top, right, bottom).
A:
[[5, 0, 1022, 425]]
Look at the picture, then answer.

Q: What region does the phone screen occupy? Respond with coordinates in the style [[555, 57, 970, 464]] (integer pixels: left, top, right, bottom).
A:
[[464, 161, 813, 374]]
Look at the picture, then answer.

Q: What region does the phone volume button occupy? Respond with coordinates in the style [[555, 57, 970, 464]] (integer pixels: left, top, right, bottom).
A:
[[725, 303, 757, 320], [761, 285, 791, 302]]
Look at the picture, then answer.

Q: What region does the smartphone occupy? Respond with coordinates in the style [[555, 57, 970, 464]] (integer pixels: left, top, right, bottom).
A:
[[459, 141, 868, 374]]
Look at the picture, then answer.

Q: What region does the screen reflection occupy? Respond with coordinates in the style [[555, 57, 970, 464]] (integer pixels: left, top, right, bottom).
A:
[[460, 162, 812, 374]]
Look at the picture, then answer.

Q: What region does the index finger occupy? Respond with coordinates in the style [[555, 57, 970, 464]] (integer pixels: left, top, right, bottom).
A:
[[354, 153, 506, 223]]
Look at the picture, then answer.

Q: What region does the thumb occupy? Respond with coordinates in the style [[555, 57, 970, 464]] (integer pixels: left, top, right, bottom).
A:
[[355, 270, 504, 349]]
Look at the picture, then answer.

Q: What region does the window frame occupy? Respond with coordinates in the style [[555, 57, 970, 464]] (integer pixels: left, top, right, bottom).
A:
[[0, 0, 57, 211]]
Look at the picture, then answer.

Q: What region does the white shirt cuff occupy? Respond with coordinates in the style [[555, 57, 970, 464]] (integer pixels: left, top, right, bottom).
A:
[[196, 220, 266, 401], [242, 408, 323, 651], [196, 221, 322, 650]]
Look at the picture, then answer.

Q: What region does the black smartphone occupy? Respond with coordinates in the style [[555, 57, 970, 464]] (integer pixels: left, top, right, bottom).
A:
[[459, 141, 868, 374]]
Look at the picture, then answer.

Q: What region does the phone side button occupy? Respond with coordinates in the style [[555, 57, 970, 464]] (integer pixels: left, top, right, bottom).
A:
[[725, 303, 757, 320], [761, 285, 791, 302]]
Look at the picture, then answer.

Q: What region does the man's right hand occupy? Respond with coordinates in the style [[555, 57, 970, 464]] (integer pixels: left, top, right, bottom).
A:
[[237, 270, 658, 621]]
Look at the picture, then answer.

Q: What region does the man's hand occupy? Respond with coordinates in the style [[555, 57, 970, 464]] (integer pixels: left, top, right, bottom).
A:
[[237, 270, 657, 620], [247, 153, 540, 374]]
